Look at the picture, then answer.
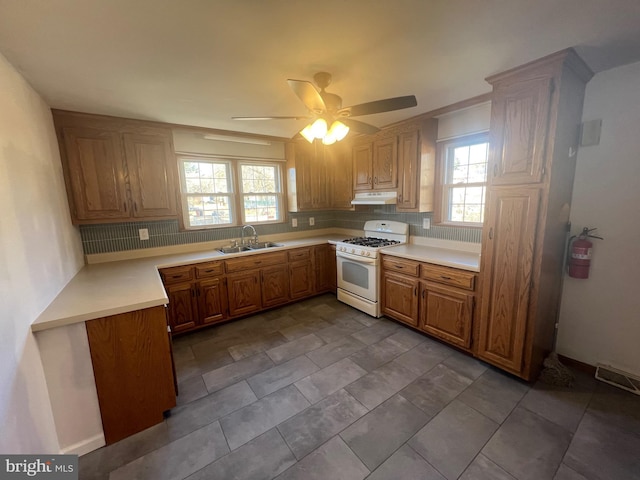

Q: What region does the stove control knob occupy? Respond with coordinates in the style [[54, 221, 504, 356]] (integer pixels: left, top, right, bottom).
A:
[[365, 251, 371, 257], [350, 248, 355, 254]]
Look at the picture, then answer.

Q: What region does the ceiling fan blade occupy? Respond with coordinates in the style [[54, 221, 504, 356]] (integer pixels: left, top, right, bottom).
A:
[[339, 95, 417, 117], [232, 116, 311, 120], [287, 79, 326, 113], [340, 118, 380, 135]]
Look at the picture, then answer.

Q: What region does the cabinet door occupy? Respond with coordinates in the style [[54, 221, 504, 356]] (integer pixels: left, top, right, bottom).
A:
[[313, 244, 335, 293], [489, 76, 553, 185], [396, 130, 419, 210], [261, 265, 290, 308], [227, 270, 262, 317], [381, 271, 419, 327], [327, 145, 354, 209], [353, 143, 373, 191], [165, 282, 198, 333], [61, 126, 129, 221], [477, 187, 541, 373], [421, 282, 473, 349], [123, 132, 178, 218], [289, 261, 314, 299], [198, 277, 228, 325], [373, 136, 398, 189]]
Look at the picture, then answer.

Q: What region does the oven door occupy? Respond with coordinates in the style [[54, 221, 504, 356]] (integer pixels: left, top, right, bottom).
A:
[[336, 251, 378, 302]]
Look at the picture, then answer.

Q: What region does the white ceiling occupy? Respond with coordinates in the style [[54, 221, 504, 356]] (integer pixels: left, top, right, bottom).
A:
[[1, 0, 639, 139]]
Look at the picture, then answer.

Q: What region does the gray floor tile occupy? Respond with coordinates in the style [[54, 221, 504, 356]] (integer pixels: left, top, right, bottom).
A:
[[295, 358, 367, 404], [563, 409, 640, 480], [351, 321, 400, 345], [586, 381, 640, 434], [306, 336, 366, 368], [554, 464, 589, 480], [459, 454, 517, 480], [457, 368, 529, 423], [279, 320, 331, 341], [400, 363, 473, 417], [275, 436, 370, 480], [409, 399, 498, 480], [187, 428, 296, 480], [442, 350, 488, 380], [520, 373, 595, 433], [316, 322, 366, 343], [247, 355, 319, 398], [482, 406, 573, 480], [384, 327, 427, 350], [109, 421, 229, 480], [278, 389, 368, 460], [394, 338, 454, 376], [348, 337, 408, 372], [345, 360, 419, 410], [227, 331, 288, 361], [167, 381, 257, 440], [220, 384, 310, 450], [175, 374, 208, 407], [202, 352, 274, 393], [340, 394, 430, 471], [367, 444, 446, 480], [266, 333, 325, 364]]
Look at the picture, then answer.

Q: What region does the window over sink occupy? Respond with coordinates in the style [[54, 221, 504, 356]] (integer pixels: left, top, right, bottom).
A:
[[178, 156, 284, 229]]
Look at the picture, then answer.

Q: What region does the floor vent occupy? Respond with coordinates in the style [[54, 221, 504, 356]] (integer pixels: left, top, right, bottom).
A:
[[595, 364, 640, 396]]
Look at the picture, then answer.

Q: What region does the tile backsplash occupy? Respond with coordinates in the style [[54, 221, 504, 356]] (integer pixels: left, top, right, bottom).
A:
[[79, 207, 481, 255]]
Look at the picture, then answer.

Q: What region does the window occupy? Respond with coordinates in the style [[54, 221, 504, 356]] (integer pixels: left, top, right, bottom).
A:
[[178, 156, 283, 229], [438, 133, 489, 226]]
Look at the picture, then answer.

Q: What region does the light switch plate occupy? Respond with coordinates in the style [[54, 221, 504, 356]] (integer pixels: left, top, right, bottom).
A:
[[422, 218, 431, 229], [291, 218, 298, 228], [139, 228, 149, 241], [309, 217, 315, 226]]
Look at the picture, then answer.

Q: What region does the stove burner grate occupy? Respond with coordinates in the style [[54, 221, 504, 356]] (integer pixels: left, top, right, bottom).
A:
[[341, 237, 401, 248]]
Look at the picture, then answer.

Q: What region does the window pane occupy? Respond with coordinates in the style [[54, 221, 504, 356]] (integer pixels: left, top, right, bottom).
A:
[[469, 143, 488, 163], [182, 160, 230, 194], [243, 194, 278, 222], [468, 162, 487, 183], [183, 162, 200, 178], [187, 195, 232, 226], [241, 164, 277, 193]]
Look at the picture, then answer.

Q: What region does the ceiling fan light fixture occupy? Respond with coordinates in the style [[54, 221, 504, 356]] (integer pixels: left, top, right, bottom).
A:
[[329, 120, 349, 141], [310, 118, 328, 138], [300, 124, 315, 143], [322, 132, 337, 145]]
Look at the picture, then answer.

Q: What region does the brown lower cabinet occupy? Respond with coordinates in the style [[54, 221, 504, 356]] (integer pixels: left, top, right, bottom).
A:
[[86, 305, 176, 444], [381, 254, 477, 353], [161, 245, 337, 335]]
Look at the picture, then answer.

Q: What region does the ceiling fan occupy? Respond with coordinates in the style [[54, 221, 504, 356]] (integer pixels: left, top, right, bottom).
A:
[[232, 72, 417, 144]]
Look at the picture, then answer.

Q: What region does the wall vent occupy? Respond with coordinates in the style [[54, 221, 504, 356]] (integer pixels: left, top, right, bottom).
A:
[[595, 364, 640, 396]]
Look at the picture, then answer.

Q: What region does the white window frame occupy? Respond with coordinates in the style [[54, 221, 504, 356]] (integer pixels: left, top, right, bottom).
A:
[[437, 133, 489, 227], [178, 155, 284, 230]]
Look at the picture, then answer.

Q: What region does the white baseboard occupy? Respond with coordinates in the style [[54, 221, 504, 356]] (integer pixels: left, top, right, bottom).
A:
[[61, 433, 105, 456]]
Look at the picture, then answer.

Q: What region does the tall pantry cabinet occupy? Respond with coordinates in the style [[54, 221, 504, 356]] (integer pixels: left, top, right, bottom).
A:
[[476, 49, 593, 380]]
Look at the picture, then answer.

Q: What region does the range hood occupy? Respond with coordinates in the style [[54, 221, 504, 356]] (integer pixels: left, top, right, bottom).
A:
[[351, 192, 398, 205]]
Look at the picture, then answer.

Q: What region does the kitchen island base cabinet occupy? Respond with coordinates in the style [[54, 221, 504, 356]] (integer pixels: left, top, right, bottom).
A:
[[86, 305, 176, 445]]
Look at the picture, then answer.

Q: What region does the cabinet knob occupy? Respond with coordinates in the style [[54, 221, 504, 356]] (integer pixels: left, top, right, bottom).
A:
[[489, 227, 494, 240]]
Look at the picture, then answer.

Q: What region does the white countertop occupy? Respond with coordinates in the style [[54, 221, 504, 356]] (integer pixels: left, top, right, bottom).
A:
[[381, 238, 481, 272], [32, 233, 347, 332]]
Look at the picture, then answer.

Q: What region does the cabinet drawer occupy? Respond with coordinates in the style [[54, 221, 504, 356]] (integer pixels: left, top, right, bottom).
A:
[[382, 256, 420, 277], [420, 264, 476, 291], [225, 251, 287, 273], [195, 261, 224, 279], [159, 265, 194, 285], [288, 248, 311, 262]]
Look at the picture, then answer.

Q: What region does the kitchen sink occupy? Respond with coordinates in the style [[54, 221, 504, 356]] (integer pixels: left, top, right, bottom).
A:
[[218, 245, 251, 254], [247, 242, 283, 250]]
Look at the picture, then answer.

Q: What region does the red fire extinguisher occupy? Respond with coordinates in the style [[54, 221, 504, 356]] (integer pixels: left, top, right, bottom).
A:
[[568, 227, 603, 279]]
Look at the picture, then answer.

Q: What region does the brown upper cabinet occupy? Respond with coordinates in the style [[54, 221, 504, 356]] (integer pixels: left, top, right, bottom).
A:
[[476, 49, 593, 380], [53, 110, 179, 224]]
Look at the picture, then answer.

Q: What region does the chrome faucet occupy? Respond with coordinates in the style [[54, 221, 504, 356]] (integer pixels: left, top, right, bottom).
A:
[[241, 225, 258, 245]]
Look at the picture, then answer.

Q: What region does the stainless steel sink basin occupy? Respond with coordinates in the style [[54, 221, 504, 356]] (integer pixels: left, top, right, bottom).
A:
[[247, 242, 283, 250], [218, 245, 251, 254]]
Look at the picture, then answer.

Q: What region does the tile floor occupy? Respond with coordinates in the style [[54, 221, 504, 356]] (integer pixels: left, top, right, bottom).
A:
[[79, 294, 640, 480]]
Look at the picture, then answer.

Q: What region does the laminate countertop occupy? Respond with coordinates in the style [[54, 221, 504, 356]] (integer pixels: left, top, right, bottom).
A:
[[380, 241, 481, 272], [32, 235, 345, 333]]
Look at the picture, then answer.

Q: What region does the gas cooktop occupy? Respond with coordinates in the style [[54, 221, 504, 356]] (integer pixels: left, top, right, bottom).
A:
[[341, 237, 402, 248]]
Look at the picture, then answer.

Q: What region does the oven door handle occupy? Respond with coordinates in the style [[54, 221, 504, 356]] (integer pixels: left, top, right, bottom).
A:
[[336, 251, 378, 264]]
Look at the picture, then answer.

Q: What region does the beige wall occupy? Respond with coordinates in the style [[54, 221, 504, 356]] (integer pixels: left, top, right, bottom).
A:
[[557, 60, 640, 376], [0, 53, 84, 453]]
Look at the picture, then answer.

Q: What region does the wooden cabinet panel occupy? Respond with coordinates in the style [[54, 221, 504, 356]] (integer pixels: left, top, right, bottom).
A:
[[198, 277, 228, 324], [314, 244, 336, 293], [225, 251, 287, 273], [489, 76, 553, 186], [353, 143, 373, 191], [261, 264, 290, 308], [61, 126, 129, 221], [421, 282, 473, 348], [288, 140, 331, 210], [123, 132, 178, 218], [327, 144, 353, 209], [227, 270, 262, 317], [288, 247, 311, 262], [477, 187, 541, 373], [160, 265, 194, 285], [381, 271, 419, 327], [86, 305, 175, 444], [373, 136, 398, 189], [289, 261, 314, 300], [164, 282, 198, 333], [195, 261, 224, 279], [396, 130, 419, 209], [382, 256, 420, 277], [420, 264, 476, 291]]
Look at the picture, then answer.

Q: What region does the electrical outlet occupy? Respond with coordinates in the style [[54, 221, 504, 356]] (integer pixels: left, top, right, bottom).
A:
[[139, 228, 149, 240], [422, 218, 431, 230], [309, 217, 315, 226], [291, 218, 298, 228]]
